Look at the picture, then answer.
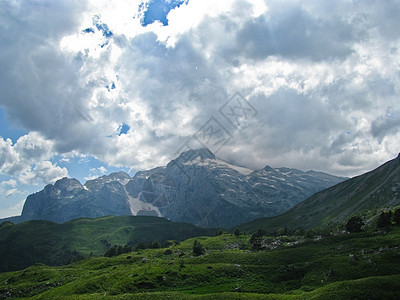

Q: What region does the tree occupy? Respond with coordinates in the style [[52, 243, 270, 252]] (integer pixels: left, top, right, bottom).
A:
[[192, 240, 205, 256], [117, 245, 124, 255], [149, 241, 160, 249], [393, 209, 400, 226], [294, 227, 305, 236], [377, 211, 392, 229], [346, 216, 364, 233], [105, 244, 132, 257], [276, 227, 291, 236], [234, 228, 241, 236], [216, 229, 224, 236], [249, 229, 265, 250], [250, 233, 263, 250], [104, 247, 116, 257], [305, 229, 316, 239], [135, 242, 147, 250]]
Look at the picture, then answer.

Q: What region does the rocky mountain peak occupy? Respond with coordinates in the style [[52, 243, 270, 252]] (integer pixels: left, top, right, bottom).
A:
[[53, 177, 83, 191], [168, 148, 216, 166], [84, 171, 132, 190], [263, 165, 277, 173]]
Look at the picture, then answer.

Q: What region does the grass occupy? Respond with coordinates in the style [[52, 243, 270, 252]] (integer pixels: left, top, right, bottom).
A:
[[0, 216, 217, 272], [2, 227, 400, 299]]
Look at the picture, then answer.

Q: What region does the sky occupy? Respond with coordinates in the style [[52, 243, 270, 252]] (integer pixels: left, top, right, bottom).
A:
[[1, 0, 400, 218]]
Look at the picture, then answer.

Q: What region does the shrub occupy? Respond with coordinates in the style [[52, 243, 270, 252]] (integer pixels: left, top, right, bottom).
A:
[[193, 240, 205, 256], [377, 211, 393, 229], [346, 216, 364, 233], [393, 209, 400, 226], [148, 241, 160, 249]]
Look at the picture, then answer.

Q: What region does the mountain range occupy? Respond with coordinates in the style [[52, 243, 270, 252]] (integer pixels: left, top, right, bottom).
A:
[[0, 148, 346, 228], [239, 153, 400, 233]]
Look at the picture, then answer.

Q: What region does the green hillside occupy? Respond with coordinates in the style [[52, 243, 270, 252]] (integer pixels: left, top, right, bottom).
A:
[[0, 216, 217, 272], [1, 225, 400, 299], [238, 154, 400, 233]]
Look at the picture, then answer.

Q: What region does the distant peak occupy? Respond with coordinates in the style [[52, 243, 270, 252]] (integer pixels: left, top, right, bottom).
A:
[[171, 148, 216, 165], [263, 165, 276, 172], [182, 148, 215, 160], [53, 177, 83, 190], [107, 171, 131, 179], [54, 177, 81, 186]]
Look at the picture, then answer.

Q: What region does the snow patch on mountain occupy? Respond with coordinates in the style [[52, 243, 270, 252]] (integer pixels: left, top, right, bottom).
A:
[[127, 194, 161, 217]]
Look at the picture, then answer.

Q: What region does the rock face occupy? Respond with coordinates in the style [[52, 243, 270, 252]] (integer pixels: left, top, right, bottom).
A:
[[15, 149, 346, 227], [21, 173, 132, 223]]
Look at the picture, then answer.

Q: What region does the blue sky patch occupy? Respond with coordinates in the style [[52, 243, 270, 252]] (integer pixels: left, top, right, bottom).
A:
[[142, 0, 187, 26], [83, 27, 95, 34], [92, 15, 113, 38], [118, 123, 130, 135]]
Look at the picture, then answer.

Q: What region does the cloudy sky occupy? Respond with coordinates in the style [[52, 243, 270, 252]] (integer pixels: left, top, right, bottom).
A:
[[1, 0, 400, 218]]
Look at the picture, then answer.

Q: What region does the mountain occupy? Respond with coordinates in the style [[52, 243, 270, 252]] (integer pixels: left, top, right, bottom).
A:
[[0, 215, 216, 272], [1, 148, 346, 228], [238, 153, 400, 233], [127, 148, 346, 227], [21, 172, 132, 223]]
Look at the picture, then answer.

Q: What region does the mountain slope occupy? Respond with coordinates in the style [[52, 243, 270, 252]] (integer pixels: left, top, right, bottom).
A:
[[0, 215, 216, 272], [1, 149, 346, 228], [239, 154, 400, 233]]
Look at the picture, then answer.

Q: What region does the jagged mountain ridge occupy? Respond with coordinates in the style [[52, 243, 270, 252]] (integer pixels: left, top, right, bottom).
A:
[[238, 153, 400, 232], [2, 149, 346, 228]]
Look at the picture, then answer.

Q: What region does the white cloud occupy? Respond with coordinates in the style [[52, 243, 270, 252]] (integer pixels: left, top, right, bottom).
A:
[[0, 179, 17, 188], [19, 161, 68, 186], [0, 0, 399, 185], [5, 188, 19, 197], [0, 132, 56, 177], [84, 165, 108, 181]]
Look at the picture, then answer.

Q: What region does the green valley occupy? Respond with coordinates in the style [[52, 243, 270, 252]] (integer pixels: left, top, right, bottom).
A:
[[0, 216, 216, 272], [1, 222, 400, 299]]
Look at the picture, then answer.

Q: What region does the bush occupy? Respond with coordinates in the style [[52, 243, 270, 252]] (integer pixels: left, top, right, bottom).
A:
[[250, 233, 262, 250], [393, 209, 400, 226], [377, 211, 393, 229], [192, 240, 205, 256], [105, 244, 132, 257], [148, 241, 160, 249], [346, 216, 364, 233], [294, 227, 305, 236], [135, 242, 147, 250], [276, 227, 291, 236]]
